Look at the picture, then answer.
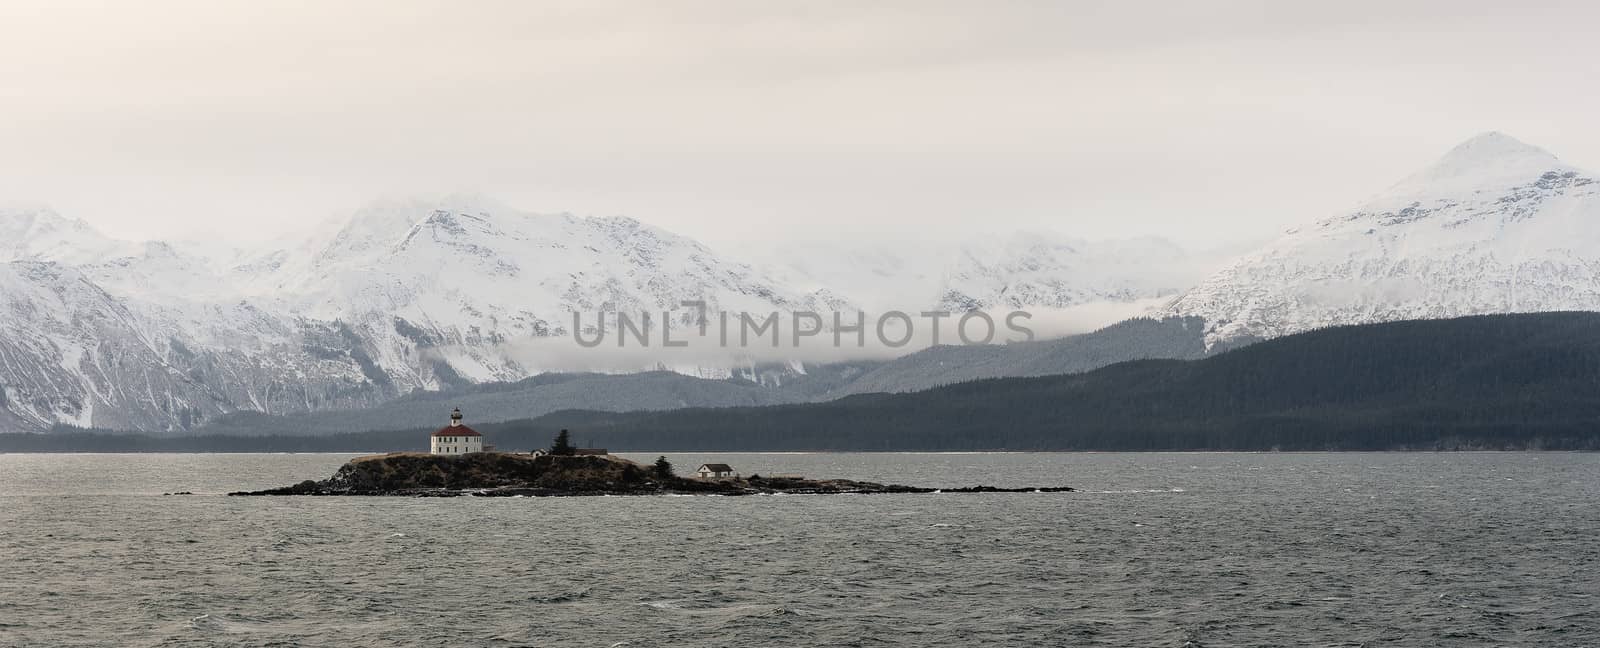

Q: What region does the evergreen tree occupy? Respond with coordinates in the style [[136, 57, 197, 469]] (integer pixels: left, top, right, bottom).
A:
[[653, 456, 674, 479], [551, 429, 574, 455]]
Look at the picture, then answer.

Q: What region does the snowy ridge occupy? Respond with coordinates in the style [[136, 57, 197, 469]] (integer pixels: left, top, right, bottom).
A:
[[271, 200, 850, 387], [1165, 132, 1600, 344], [0, 206, 140, 265], [934, 233, 1196, 311], [748, 233, 1202, 313], [0, 197, 884, 432], [0, 262, 221, 431]]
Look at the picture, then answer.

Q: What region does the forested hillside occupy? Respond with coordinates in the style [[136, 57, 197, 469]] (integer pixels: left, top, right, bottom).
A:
[[517, 313, 1600, 450]]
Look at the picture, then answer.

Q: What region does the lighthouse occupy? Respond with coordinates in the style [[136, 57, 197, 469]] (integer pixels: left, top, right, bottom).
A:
[[430, 407, 484, 455]]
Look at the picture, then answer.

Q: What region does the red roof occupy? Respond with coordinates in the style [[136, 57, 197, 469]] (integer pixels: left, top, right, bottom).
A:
[[432, 425, 482, 437]]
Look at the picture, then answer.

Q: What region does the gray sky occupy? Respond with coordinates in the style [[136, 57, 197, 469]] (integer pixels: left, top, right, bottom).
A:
[[2, 0, 1597, 250]]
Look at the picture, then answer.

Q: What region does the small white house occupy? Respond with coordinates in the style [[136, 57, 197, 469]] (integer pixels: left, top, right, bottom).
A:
[[696, 463, 737, 479], [430, 408, 484, 455]]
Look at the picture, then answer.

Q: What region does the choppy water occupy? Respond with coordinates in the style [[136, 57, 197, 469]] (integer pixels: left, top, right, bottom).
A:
[[1, 452, 1596, 647]]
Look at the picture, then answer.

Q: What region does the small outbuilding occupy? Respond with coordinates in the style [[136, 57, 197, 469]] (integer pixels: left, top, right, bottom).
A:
[[696, 463, 737, 479]]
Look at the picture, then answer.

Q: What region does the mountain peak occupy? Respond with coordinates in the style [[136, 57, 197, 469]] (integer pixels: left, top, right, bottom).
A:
[[1370, 132, 1573, 208], [0, 205, 132, 264], [0, 204, 71, 231], [1435, 131, 1557, 168]]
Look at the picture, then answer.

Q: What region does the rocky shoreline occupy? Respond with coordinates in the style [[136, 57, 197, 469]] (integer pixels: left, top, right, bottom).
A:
[[227, 453, 1075, 498]]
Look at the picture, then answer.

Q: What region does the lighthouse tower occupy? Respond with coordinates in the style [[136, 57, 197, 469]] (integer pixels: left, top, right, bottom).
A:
[[430, 407, 483, 455]]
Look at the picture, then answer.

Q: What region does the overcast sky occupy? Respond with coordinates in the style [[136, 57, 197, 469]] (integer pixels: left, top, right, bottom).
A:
[[2, 0, 1597, 251]]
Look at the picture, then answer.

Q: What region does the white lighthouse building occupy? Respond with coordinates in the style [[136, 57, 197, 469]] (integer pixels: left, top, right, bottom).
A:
[[430, 408, 484, 455]]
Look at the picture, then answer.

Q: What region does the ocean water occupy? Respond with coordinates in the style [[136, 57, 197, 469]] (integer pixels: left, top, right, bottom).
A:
[[1, 452, 1596, 647]]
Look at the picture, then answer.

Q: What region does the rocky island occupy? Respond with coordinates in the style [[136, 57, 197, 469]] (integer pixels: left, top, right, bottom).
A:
[[228, 452, 1075, 497]]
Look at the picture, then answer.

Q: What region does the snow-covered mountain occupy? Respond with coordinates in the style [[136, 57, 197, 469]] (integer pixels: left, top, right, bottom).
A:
[[933, 233, 1199, 311], [0, 197, 865, 432], [264, 196, 850, 387], [23, 128, 1592, 436], [1165, 132, 1600, 344], [0, 261, 387, 432], [747, 241, 937, 313], [747, 232, 1205, 314], [0, 260, 207, 432]]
